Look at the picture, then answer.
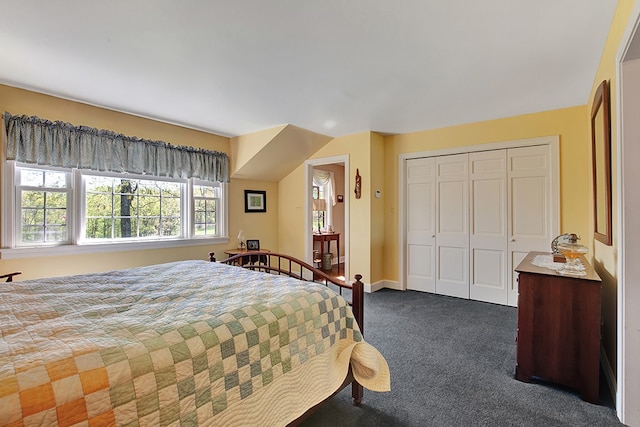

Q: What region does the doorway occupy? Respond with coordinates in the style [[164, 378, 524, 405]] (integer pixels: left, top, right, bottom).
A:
[[304, 155, 349, 281]]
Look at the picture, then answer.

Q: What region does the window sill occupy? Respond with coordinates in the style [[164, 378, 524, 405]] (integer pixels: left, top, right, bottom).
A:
[[0, 237, 229, 259]]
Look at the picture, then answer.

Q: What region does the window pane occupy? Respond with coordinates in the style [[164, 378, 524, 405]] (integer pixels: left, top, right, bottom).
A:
[[46, 192, 67, 209], [139, 217, 159, 237], [115, 195, 138, 214], [44, 171, 67, 188], [20, 169, 45, 187], [194, 212, 205, 224], [86, 176, 113, 192], [113, 217, 138, 238], [46, 208, 67, 224], [21, 225, 44, 242], [46, 226, 67, 241], [195, 224, 206, 235], [87, 193, 113, 216], [22, 208, 44, 226], [22, 191, 45, 208], [17, 167, 70, 245], [193, 185, 218, 236], [194, 185, 218, 198], [162, 217, 181, 236], [138, 195, 159, 212], [161, 197, 180, 216], [161, 182, 181, 197], [86, 217, 113, 239], [20, 169, 67, 188]]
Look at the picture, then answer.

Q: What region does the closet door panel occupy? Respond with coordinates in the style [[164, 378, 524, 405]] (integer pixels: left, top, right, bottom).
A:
[[473, 248, 504, 288], [469, 150, 508, 304], [436, 154, 469, 298], [507, 145, 554, 306], [406, 158, 436, 292]]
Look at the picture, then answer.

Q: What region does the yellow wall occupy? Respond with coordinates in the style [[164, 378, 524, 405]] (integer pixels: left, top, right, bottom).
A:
[[228, 178, 280, 255], [586, 0, 636, 380], [278, 132, 377, 283], [0, 85, 229, 151], [279, 105, 591, 287], [277, 163, 305, 258], [382, 106, 590, 281], [370, 132, 385, 284], [230, 125, 285, 175], [0, 84, 280, 279]]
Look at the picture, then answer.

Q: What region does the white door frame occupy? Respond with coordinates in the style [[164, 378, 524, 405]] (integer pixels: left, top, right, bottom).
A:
[[398, 136, 559, 292], [304, 155, 350, 276], [615, 2, 640, 423]]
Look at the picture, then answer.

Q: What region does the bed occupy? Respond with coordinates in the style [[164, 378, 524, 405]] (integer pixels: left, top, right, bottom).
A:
[[0, 252, 389, 426]]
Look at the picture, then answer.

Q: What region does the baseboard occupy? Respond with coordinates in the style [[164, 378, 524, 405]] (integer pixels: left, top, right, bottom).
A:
[[600, 346, 617, 403], [367, 279, 402, 292]]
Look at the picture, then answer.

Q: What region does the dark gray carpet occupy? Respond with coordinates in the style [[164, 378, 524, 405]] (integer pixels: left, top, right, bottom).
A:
[[301, 289, 622, 427]]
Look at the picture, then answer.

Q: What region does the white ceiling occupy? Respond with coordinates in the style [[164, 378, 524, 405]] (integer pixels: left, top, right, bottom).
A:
[[0, 1, 617, 138]]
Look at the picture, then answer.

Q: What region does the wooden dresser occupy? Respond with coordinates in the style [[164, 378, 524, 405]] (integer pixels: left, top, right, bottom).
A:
[[514, 251, 602, 404]]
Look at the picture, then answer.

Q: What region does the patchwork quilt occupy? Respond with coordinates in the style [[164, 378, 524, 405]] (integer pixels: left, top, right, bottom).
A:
[[0, 260, 389, 426]]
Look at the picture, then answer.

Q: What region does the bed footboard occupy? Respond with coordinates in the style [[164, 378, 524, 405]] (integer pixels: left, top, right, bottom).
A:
[[209, 250, 365, 406]]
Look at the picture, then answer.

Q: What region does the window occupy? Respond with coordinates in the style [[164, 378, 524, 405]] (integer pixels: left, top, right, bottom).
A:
[[84, 175, 182, 241], [16, 167, 71, 245], [193, 181, 220, 237], [312, 185, 326, 232], [3, 162, 227, 252]]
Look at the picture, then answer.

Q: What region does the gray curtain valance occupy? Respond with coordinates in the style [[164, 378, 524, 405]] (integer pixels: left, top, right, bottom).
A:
[[3, 112, 229, 182]]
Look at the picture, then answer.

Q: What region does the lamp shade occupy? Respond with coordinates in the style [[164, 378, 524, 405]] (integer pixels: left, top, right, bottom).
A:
[[312, 199, 327, 211]]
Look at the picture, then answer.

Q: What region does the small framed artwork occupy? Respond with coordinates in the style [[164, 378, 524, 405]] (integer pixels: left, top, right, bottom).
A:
[[246, 239, 260, 250], [337, 195, 344, 203], [244, 190, 266, 213]]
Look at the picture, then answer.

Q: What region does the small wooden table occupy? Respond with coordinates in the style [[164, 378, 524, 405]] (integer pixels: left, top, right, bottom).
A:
[[224, 248, 269, 265], [515, 251, 601, 403], [313, 233, 340, 272]]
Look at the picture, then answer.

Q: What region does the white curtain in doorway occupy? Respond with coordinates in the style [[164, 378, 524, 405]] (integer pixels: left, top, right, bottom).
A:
[[313, 170, 335, 227]]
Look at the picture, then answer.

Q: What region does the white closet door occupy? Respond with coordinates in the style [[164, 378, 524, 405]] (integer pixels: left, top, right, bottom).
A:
[[436, 154, 469, 298], [507, 145, 554, 306], [406, 158, 436, 292], [469, 150, 508, 304]]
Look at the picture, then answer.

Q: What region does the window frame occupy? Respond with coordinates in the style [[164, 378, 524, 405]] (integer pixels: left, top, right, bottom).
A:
[[191, 178, 223, 238], [79, 170, 189, 243], [13, 164, 73, 247], [1, 161, 229, 259]]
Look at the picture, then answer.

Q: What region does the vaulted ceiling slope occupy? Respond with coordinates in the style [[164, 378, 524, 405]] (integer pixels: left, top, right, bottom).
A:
[[231, 125, 332, 181], [0, 2, 616, 139]]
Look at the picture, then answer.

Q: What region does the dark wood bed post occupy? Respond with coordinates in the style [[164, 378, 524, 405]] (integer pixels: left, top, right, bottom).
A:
[[352, 274, 364, 335], [351, 274, 364, 406]]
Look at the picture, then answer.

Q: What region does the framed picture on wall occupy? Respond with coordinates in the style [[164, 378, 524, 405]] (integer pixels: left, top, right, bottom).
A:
[[244, 190, 266, 213]]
